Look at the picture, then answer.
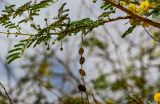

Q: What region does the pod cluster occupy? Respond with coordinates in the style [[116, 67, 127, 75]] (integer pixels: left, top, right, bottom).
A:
[[78, 47, 87, 92]]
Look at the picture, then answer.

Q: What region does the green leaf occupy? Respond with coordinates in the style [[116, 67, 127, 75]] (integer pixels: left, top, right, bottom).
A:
[[7, 55, 21, 64], [6, 52, 21, 60], [18, 19, 28, 24], [98, 12, 110, 19], [8, 48, 23, 53], [121, 25, 136, 38], [14, 43, 25, 47]]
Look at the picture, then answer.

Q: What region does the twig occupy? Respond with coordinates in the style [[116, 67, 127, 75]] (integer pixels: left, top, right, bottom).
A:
[[0, 31, 58, 37], [0, 82, 12, 104], [81, 77, 89, 104], [0, 32, 33, 36], [37, 78, 61, 100], [86, 91, 90, 104], [81, 92, 85, 104], [102, 16, 132, 24], [90, 90, 98, 104], [103, 0, 160, 28], [143, 27, 160, 42]]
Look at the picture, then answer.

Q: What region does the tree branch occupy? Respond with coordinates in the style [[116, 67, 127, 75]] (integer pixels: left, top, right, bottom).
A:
[[102, 16, 131, 24], [103, 0, 160, 28]]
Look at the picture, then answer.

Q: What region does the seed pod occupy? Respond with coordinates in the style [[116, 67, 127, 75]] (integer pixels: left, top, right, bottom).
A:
[[60, 47, 63, 51], [47, 46, 50, 50], [30, 17, 33, 20], [78, 84, 86, 92], [79, 47, 84, 55], [79, 69, 86, 76], [79, 56, 85, 65]]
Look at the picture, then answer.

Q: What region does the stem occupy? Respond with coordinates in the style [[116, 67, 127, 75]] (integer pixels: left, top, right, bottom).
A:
[[81, 92, 85, 104], [102, 16, 131, 24], [0, 32, 33, 36], [0, 82, 12, 104], [85, 91, 90, 104], [81, 77, 89, 104], [0, 32, 58, 36], [90, 90, 98, 104], [143, 27, 160, 42]]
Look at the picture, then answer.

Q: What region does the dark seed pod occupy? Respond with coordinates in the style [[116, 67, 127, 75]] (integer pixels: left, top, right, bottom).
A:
[[79, 56, 85, 65], [44, 18, 47, 21], [47, 46, 50, 50], [30, 17, 33, 20], [60, 47, 63, 51], [78, 84, 86, 92], [79, 47, 84, 55], [79, 69, 86, 76]]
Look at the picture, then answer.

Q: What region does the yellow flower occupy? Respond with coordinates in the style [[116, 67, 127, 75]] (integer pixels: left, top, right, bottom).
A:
[[154, 93, 160, 102], [120, 1, 127, 6], [120, 0, 129, 6], [140, 0, 150, 12], [128, 4, 138, 13]]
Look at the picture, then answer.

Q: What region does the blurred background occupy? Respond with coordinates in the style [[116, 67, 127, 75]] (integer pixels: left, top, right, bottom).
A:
[[0, 0, 160, 104]]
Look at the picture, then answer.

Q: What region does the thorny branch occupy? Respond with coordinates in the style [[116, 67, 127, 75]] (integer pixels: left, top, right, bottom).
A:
[[0, 16, 131, 37], [103, 0, 160, 28]]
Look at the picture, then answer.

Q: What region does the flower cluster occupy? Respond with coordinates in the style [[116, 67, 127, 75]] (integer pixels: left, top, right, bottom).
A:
[[121, 0, 155, 27]]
